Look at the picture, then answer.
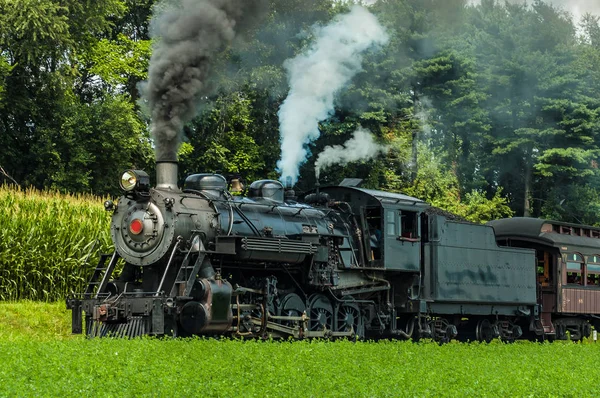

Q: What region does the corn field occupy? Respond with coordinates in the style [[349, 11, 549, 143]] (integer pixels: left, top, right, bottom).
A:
[[0, 185, 112, 301]]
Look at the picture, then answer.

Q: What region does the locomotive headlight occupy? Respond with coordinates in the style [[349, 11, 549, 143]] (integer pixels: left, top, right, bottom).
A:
[[120, 170, 137, 191], [120, 170, 150, 193]]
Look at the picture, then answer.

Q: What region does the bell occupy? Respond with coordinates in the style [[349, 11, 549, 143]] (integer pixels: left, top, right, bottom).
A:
[[229, 178, 243, 193]]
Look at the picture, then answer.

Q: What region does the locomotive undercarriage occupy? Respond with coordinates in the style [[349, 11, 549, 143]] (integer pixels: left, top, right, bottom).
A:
[[68, 284, 385, 340], [229, 280, 372, 339], [69, 293, 596, 342], [68, 246, 392, 339]]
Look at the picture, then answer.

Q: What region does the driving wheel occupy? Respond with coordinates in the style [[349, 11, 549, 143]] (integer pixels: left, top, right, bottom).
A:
[[277, 293, 306, 328], [307, 293, 333, 333], [335, 301, 365, 339]]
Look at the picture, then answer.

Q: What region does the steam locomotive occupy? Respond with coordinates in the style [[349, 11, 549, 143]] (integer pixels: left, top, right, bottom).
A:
[[67, 161, 600, 341]]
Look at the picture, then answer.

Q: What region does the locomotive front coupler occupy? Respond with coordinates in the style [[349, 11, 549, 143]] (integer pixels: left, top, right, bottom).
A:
[[92, 302, 126, 323]]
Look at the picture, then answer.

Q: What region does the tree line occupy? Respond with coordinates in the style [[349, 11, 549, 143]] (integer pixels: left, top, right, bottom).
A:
[[1, 0, 599, 224]]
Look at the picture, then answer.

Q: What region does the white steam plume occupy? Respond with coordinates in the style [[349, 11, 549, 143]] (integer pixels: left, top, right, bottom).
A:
[[277, 5, 389, 185], [314, 127, 387, 179]]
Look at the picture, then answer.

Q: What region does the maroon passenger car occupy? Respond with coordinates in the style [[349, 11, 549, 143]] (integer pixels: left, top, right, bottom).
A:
[[489, 218, 600, 340]]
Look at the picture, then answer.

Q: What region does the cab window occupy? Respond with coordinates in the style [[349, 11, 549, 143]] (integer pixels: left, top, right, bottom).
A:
[[400, 211, 419, 239], [385, 210, 396, 237]]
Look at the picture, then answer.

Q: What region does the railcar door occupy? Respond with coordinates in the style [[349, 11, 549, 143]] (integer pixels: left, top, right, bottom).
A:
[[537, 248, 558, 334]]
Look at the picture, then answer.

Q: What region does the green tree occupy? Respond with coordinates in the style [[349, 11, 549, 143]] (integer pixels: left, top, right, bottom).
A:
[[0, 55, 10, 107], [49, 94, 153, 195], [0, 0, 154, 194], [181, 90, 266, 183], [458, 1, 587, 217], [390, 143, 513, 223], [411, 50, 490, 193]]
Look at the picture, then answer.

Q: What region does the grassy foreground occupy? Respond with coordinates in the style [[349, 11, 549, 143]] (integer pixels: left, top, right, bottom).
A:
[[1, 302, 599, 397], [0, 301, 75, 341]]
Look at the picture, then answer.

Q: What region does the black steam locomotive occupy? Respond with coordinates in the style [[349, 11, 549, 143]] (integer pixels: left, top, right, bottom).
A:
[[67, 162, 600, 341]]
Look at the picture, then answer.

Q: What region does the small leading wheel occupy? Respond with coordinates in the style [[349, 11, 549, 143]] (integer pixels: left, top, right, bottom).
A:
[[476, 319, 494, 343], [307, 294, 333, 334], [335, 301, 365, 340]]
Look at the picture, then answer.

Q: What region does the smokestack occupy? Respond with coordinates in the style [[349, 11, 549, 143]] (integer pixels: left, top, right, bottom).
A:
[[156, 161, 179, 191]]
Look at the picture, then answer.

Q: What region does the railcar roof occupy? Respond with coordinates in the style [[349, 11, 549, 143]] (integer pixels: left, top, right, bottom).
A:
[[489, 217, 600, 254]]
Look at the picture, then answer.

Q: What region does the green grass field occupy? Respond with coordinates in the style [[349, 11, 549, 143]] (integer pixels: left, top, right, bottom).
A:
[[1, 301, 599, 397], [0, 301, 75, 341]]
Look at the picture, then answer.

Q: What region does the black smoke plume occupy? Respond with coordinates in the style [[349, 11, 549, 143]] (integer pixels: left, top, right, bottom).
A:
[[142, 0, 267, 161]]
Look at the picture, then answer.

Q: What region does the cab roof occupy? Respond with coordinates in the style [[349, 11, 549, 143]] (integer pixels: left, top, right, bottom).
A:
[[315, 185, 429, 210]]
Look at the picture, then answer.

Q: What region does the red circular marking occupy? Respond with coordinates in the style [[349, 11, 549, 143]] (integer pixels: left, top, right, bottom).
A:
[[129, 219, 144, 235]]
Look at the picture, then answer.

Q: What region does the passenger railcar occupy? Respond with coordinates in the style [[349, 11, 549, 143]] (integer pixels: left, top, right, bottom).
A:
[[490, 218, 600, 340]]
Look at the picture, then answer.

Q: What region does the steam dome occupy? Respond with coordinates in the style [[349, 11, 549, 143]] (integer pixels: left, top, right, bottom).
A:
[[184, 174, 227, 198], [248, 180, 284, 203]]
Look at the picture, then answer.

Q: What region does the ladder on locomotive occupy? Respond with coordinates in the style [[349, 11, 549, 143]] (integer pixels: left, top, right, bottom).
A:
[[170, 239, 207, 297], [84, 252, 119, 299], [154, 235, 207, 298]]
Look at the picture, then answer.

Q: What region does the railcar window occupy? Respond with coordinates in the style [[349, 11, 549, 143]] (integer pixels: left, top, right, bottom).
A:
[[566, 253, 583, 285], [587, 255, 600, 287]]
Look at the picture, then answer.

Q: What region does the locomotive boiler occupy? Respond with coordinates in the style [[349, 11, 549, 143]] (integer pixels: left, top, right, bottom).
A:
[[68, 161, 599, 342]]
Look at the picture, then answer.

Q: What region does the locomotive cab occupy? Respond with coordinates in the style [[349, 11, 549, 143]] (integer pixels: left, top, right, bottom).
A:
[[310, 185, 427, 271]]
